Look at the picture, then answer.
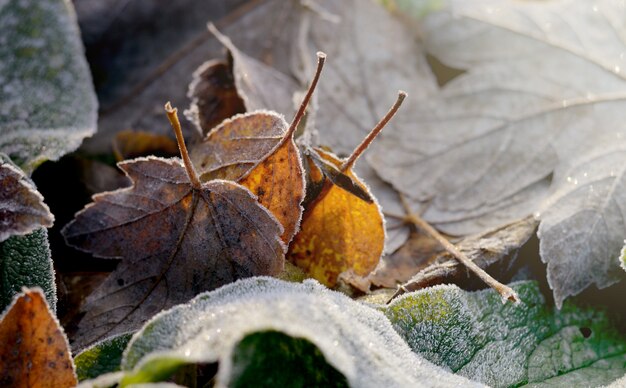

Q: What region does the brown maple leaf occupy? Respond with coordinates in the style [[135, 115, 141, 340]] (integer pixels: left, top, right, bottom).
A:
[[190, 51, 327, 243], [62, 104, 285, 348]]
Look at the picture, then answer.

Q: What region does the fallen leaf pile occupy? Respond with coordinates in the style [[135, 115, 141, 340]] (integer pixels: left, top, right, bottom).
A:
[[6, 0, 626, 386], [62, 51, 415, 347]]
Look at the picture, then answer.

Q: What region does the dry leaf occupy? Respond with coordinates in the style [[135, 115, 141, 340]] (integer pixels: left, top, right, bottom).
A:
[[190, 112, 288, 181], [394, 217, 538, 298], [349, 230, 445, 291], [288, 148, 385, 287], [371, 0, 626, 306], [0, 288, 76, 388], [205, 25, 299, 122], [189, 51, 326, 243], [185, 58, 246, 136], [189, 108, 303, 245], [0, 154, 54, 242], [63, 153, 285, 347], [112, 129, 179, 161]]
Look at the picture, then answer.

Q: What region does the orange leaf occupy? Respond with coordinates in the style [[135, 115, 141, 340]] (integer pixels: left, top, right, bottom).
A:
[[189, 53, 326, 243], [0, 289, 76, 388], [288, 149, 385, 287]]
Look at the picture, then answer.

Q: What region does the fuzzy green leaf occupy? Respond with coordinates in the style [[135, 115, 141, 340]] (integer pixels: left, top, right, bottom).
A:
[[75, 333, 133, 381], [0, 0, 97, 171], [115, 278, 478, 387], [385, 281, 626, 387], [0, 228, 56, 312]]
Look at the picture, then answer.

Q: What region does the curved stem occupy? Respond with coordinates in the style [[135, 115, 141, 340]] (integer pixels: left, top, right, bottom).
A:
[[165, 102, 202, 189], [285, 52, 326, 139], [342, 91, 407, 171], [399, 195, 520, 304]]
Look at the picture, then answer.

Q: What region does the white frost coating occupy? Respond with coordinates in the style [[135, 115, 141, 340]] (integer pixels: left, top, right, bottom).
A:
[[370, 0, 626, 305], [122, 277, 482, 388], [539, 148, 626, 307], [385, 281, 626, 387], [0, 0, 97, 171], [620, 242, 626, 272]]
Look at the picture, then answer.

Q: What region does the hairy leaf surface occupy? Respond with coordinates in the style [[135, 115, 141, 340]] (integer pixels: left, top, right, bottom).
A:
[[385, 281, 626, 387], [116, 278, 480, 387], [0, 0, 97, 170], [0, 228, 56, 312]]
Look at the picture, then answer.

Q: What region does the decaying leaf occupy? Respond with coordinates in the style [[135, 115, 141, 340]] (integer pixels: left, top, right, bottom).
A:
[[190, 112, 289, 181], [185, 58, 246, 137], [112, 130, 179, 161], [371, 0, 626, 306], [342, 229, 444, 292], [288, 148, 385, 287], [203, 24, 299, 124], [288, 92, 406, 287], [0, 288, 76, 388], [190, 51, 326, 243], [391, 217, 538, 297], [0, 0, 97, 171], [0, 154, 54, 242], [63, 105, 285, 348]]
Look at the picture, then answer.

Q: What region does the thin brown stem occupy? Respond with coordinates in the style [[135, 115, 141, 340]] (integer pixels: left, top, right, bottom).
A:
[[342, 91, 407, 171], [285, 52, 326, 140], [165, 102, 202, 189], [399, 195, 520, 304]]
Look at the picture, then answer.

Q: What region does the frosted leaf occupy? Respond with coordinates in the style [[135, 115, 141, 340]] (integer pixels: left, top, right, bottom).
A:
[[370, 0, 626, 306], [0, 228, 56, 313], [75, 333, 132, 382], [385, 281, 626, 387], [0, 0, 97, 171], [119, 277, 481, 387], [0, 154, 53, 242], [619, 241, 626, 271]]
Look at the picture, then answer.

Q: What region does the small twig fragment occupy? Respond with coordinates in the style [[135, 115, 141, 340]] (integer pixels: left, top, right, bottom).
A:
[[399, 195, 520, 304], [285, 51, 327, 140], [342, 91, 407, 170]]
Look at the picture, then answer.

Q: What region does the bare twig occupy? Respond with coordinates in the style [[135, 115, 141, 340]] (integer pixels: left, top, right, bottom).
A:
[[398, 194, 520, 304]]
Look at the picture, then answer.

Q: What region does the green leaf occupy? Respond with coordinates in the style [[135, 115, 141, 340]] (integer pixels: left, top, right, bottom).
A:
[[0, 228, 56, 312], [0, 0, 97, 172], [75, 333, 133, 381], [229, 331, 349, 388], [117, 277, 478, 387], [384, 281, 626, 387]]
